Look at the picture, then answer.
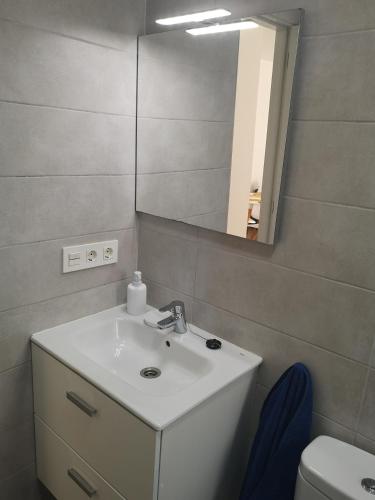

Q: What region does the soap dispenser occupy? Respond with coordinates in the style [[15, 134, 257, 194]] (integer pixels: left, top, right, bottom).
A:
[[127, 271, 147, 315]]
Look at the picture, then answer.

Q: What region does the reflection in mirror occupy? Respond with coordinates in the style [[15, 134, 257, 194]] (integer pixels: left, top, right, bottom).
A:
[[136, 10, 302, 244]]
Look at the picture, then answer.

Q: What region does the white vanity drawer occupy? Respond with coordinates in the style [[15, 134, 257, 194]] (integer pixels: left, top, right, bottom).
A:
[[32, 345, 158, 500], [35, 417, 126, 500]]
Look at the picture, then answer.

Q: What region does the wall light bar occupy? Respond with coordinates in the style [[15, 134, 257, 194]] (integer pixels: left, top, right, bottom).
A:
[[156, 9, 231, 26], [187, 20, 258, 36]]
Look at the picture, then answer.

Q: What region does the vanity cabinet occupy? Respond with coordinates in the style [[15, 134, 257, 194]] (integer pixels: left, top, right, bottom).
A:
[[33, 345, 157, 500], [33, 344, 256, 500]]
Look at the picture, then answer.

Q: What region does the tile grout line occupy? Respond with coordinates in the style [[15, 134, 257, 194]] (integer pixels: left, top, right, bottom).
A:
[[0, 98, 135, 118], [0, 15, 138, 54], [194, 296, 372, 368], [292, 118, 375, 124], [0, 226, 136, 251], [144, 277, 371, 368], [0, 278, 127, 316], [284, 194, 375, 213], [0, 174, 135, 178], [353, 366, 371, 436], [353, 340, 375, 439], [0, 359, 31, 376], [355, 432, 375, 446], [257, 379, 358, 434], [192, 234, 200, 304], [178, 208, 228, 222], [302, 26, 375, 40], [197, 237, 375, 296], [146, 281, 366, 432], [139, 217, 199, 243], [138, 115, 234, 124], [140, 221, 375, 296], [139, 166, 229, 176], [0, 461, 36, 486]]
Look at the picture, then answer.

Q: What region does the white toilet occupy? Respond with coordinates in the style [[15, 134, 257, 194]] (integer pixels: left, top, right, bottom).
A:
[[295, 435, 375, 499]]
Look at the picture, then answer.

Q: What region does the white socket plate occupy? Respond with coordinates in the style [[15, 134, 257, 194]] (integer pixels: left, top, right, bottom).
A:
[[63, 240, 118, 273]]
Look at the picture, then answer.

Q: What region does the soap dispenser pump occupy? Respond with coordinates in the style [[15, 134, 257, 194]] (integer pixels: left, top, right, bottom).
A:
[[127, 271, 147, 315]]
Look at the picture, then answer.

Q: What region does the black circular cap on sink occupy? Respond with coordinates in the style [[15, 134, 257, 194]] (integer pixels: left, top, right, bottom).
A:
[[206, 338, 222, 350]]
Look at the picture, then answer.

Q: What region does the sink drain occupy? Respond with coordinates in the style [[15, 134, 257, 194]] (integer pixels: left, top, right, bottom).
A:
[[140, 367, 161, 379], [362, 478, 375, 495]]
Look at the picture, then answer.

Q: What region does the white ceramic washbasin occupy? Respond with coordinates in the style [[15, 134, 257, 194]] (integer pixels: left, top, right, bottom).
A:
[[72, 317, 212, 396], [32, 305, 262, 429]]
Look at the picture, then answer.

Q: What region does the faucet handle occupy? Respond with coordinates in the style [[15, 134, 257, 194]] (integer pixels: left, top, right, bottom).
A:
[[158, 301, 187, 334], [159, 300, 185, 319], [159, 302, 173, 313]]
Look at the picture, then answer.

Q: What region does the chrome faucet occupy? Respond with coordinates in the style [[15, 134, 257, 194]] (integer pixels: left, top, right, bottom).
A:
[[158, 301, 187, 334]]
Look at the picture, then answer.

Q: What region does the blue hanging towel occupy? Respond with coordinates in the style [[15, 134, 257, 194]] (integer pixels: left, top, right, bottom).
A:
[[240, 363, 313, 500]]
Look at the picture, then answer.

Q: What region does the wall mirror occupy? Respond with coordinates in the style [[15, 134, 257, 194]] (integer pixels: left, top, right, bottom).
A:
[[136, 9, 302, 244]]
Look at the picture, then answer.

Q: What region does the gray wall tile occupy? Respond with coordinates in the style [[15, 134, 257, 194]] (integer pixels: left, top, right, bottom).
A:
[[138, 55, 236, 121], [192, 301, 367, 428], [311, 414, 355, 444], [371, 343, 375, 368], [137, 118, 233, 174], [138, 212, 199, 241], [0, 363, 33, 431], [138, 225, 197, 295], [138, 30, 238, 121], [0, 463, 41, 500], [285, 121, 375, 208], [0, 281, 126, 373], [220, 386, 356, 447], [358, 369, 375, 441], [245, 392, 345, 447], [354, 434, 375, 455], [195, 246, 375, 364], [0, 103, 135, 176], [0, 176, 135, 246], [294, 32, 375, 121], [0, 419, 35, 481], [273, 197, 375, 291], [196, 225, 275, 261], [137, 169, 230, 221], [0, 229, 136, 312], [181, 211, 228, 233], [0, 0, 144, 50], [0, 18, 136, 115]]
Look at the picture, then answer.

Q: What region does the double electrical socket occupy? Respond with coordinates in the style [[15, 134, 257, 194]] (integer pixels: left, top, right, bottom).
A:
[[63, 240, 118, 273]]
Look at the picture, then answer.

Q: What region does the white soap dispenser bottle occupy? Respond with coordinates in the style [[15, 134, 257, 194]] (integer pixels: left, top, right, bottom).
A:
[[127, 271, 147, 315]]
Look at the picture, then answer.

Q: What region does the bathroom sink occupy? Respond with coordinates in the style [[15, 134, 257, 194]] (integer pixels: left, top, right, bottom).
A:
[[72, 318, 212, 396], [32, 305, 262, 429]]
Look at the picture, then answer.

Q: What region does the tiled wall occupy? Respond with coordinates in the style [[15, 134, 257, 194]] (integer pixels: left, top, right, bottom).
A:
[[2, 2, 375, 497], [140, 0, 375, 452], [137, 30, 238, 232], [0, 1, 144, 497]]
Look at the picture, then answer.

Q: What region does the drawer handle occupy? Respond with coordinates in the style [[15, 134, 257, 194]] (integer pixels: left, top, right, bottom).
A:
[[67, 468, 97, 497], [66, 391, 97, 417]]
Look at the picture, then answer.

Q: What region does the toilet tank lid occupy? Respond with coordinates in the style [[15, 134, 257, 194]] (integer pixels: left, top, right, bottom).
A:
[[300, 436, 375, 500]]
